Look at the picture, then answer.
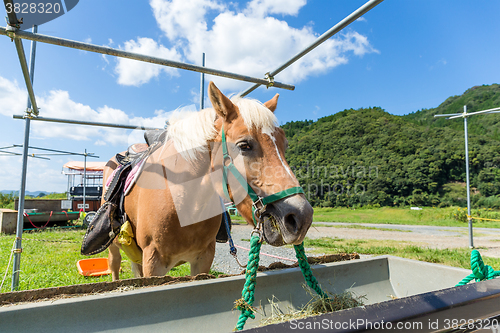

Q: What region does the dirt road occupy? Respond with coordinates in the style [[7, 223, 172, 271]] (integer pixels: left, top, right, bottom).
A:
[[212, 222, 500, 274]]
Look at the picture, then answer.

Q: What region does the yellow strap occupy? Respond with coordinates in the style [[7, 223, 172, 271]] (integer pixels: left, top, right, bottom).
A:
[[467, 215, 500, 222], [117, 221, 142, 264], [117, 221, 134, 246]]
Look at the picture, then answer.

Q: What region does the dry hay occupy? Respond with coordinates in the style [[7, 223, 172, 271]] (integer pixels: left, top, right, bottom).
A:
[[260, 286, 365, 326]]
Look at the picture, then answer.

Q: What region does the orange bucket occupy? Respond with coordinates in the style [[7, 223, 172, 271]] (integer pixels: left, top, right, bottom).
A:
[[77, 258, 112, 277]]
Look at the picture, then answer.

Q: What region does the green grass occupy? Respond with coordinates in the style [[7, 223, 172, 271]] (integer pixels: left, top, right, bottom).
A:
[[312, 206, 500, 228], [0, 229, 214, 293], [313, 224, 412, 232], [304, 237, 500, 270]]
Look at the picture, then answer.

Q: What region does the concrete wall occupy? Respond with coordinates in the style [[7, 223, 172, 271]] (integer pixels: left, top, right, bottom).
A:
[[0, 256, 470, 333], [0, 208, 17, 234], [15, 199, 62, 212]]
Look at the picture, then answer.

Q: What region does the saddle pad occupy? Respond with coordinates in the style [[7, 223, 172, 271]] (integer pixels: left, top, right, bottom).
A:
[[124, 159, 146, 196], [104, 163, 131, 202]]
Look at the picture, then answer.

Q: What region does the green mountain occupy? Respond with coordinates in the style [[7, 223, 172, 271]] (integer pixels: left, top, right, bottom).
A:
[[282, 84, 500, 208], [404, 84, 500, 139]]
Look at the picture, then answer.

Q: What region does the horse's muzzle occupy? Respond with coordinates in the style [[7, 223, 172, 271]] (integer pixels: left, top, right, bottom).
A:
[[261, 194, 313, 246]]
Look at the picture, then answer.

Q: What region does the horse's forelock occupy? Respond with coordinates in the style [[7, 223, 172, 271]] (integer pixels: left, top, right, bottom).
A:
[[231, 96, 278, 135]]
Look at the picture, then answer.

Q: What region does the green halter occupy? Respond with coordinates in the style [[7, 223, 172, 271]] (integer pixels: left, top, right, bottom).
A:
[[220, 125, 304, 235]]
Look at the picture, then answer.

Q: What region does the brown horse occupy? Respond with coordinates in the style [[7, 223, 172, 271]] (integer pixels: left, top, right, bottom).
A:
[[105, 82, 313, 280]]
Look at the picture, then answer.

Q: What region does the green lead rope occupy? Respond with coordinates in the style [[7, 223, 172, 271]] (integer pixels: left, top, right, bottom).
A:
[[294, 243, 329, 299], [456, 250, 500, 286], [235, 235, 262, 331], [235, 237, 329, 331]]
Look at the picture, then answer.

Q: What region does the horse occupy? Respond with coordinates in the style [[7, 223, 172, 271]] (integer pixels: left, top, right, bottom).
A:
[[104, 82, 313, 280]]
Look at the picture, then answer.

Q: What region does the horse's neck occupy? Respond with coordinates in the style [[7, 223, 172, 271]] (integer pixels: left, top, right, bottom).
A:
[[156, 139, 213, 181]]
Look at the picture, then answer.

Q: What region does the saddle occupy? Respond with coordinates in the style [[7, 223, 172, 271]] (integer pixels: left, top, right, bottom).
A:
[[81, 130, 166, 255], [81, 129, 233, 256]]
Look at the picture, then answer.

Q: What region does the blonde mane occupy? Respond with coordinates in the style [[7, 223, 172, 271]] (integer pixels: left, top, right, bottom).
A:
[[165, 96, 278, 162]]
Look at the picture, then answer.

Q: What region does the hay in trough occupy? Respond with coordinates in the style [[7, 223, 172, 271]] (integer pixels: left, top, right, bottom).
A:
[[260, 285, 365, 326]]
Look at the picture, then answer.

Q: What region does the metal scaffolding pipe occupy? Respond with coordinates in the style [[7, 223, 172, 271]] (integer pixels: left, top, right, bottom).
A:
[[433, 113, 462, 118], [0, 26, 295, 92], [4, 0, 18, 31], [447, 106, 500, 120], [240, 0, 384, 96], [11, 33, 39, 115], [11, 21, 37, 291], [13, 114, 162, 130], [434, 104, 500, 249], [11, 144, 99, 157], [200, 53, 205, 110], [463, 106, 473, 248]]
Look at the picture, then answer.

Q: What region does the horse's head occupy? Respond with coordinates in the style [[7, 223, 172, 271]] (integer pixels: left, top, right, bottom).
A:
[[209, 82, 313, 246]]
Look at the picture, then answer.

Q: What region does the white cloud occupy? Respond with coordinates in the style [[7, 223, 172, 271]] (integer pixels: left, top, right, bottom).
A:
[[244, 0, 306, 17], [0, 76, 170, 146], [0, 77, 27, 116], [115, 37, 182, 86], [0, 155, 66, 192], [149, 0, 225, 41], [94, 140, 107, 146], [140, 0, 378, 91]]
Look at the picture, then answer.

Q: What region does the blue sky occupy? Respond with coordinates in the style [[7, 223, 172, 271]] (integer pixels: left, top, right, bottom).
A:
[[1, 0, 499, 192]]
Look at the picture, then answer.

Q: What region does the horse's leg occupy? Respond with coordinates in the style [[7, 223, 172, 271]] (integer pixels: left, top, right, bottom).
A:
[[141, 244, 170, 277], [190, 240, 216, 276], [108, 243, 122, 281], [131, 262, 144, 278]]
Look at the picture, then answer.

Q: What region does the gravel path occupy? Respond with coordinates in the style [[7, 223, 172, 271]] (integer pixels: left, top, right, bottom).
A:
[[211, 222, 500, 274], [212, 224, 300, 275]]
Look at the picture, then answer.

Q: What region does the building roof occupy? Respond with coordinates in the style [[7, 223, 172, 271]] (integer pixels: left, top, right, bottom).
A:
[[63, 161, 107, 171]]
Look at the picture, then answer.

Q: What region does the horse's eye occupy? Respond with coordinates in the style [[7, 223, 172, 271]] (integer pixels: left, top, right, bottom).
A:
[[237, 142, 252, 151]]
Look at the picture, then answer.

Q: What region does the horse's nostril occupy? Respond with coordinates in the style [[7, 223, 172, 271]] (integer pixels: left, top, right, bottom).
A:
[[284, 213, 299, 234]]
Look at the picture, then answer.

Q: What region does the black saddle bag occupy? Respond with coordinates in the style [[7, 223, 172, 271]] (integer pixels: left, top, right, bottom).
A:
[[81, 202, 122, 255], [81, 163, 132, 256]]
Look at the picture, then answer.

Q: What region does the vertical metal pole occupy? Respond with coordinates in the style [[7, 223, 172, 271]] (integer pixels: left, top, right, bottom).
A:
[[464, 105, 474, 248], [83, 149, 87, 213], [200, 53, 205, 110], [12, 25, 37, 291]]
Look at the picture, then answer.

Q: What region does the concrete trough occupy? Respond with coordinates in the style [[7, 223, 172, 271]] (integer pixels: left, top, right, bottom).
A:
[[0, 255, 497, 333]]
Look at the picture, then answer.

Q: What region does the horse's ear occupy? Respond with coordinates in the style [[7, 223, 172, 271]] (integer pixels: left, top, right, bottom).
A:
[[264, 94, 279, 113], [208, 81, 235, 120]]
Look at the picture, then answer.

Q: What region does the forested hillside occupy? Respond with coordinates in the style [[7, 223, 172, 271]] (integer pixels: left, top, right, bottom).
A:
[[283, 84, 500, 208]]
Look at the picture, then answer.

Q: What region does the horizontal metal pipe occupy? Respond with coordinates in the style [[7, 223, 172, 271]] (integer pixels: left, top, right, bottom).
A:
[[0, 27, 294, 91], [240, 0, 384, 96], [0, 149, 21, 155], [13, 114, 162, 130], [0, 150, 49, 160], [446, 106, 500, 120], [433, 113, 462, 118], [11, 144, 99, 157]]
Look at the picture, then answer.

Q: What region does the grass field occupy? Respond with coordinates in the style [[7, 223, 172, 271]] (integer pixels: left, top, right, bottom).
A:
[[312, 206, 500, 228], [231, 206, 500, 228], [0, 228, 198, 293]]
